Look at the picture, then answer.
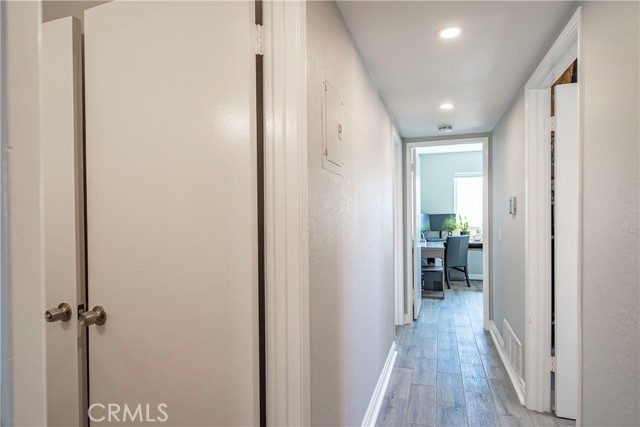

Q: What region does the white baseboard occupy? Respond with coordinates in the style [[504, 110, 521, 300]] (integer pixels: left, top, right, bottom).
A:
[[489, 321, 526, 405], [469, 273, 483, 281], [362, 341, 397, 427], [403, 313, 413, 325]]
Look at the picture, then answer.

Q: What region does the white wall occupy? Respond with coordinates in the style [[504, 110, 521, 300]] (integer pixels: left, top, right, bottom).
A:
[[307, 2, 395, 425], [490, 2, 639, 424], [4, 1, 47, 425], [490, 89, 527, 350], [580, 2, 639, 425]]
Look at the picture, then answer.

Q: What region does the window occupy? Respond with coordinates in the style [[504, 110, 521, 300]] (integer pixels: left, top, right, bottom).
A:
[[454, 174, 483, 228]]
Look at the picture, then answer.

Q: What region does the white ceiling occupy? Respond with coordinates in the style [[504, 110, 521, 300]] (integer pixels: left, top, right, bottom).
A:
[[336, 1, 575, 139]]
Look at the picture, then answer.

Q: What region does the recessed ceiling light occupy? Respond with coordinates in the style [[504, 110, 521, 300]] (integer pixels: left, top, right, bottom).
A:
[[438, 125, 453, 133], [438, 26, 462, 39], [440, 103, 455, 111]]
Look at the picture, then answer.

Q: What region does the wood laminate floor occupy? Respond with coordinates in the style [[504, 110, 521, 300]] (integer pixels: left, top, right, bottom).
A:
[[377, 281, 576, 427]]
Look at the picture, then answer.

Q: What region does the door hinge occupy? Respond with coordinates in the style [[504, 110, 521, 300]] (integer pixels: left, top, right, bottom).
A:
[[549, 116, 556, 131], [255, 23, 264, 56], [545, 356, 556, 372]]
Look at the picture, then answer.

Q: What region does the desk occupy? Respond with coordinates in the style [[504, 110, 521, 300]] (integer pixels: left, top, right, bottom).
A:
[[419, 241, 445, 299], [469, 241, 483, 250]]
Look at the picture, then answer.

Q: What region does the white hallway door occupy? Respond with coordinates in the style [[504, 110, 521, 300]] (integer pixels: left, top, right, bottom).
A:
[[554, 83, 579, 420], [43, 16, 86, 427], [84, 2, 259, 425]]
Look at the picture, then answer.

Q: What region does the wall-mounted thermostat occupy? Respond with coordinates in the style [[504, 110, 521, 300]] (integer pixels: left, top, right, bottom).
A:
[[322, 78, 345, 176], [509, 196, 517, 215]]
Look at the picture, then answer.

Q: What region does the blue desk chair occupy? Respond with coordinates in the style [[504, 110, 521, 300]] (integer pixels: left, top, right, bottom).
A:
[[445, 235, 471, 288]]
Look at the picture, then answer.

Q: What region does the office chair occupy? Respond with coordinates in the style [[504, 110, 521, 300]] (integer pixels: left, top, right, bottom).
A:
[[444, 235, 471, 289]]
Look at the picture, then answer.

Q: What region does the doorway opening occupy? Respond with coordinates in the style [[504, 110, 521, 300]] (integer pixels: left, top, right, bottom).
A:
[[401, 136, 490, 329]]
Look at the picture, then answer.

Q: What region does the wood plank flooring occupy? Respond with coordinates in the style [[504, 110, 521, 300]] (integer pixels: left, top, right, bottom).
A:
[[376, 281, 576, 427]]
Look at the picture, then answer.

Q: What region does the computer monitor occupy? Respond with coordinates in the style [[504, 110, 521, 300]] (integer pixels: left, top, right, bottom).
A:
[[420, 213, 431, 233], [429, 213, 456, 238]]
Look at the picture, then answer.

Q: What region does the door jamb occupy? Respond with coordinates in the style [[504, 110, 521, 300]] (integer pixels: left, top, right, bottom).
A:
[[262, 2, 311, 426], [392, 128, 405, 325], [403, 146, 414, 324], [403, 136, 491, 330], [523, 6, 581, 419], [0, 2, 6, 422]]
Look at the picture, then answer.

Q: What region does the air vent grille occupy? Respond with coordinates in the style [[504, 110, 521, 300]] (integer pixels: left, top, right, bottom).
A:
[[503, 319, 523, 379]]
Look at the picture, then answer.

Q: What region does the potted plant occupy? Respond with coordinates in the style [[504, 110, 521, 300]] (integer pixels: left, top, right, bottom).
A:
[[444, 217, 457, 236], [457, 215, 470, 235]]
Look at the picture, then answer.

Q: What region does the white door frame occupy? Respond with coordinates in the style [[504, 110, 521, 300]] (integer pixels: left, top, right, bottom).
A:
[[392, 128, 405, 325], [3, 1, 311, 425], [402, 147, 415, 324], [411, 148, 423, 320], [254, 1, 312, 425], [523, 6, 581, 418], [0, 2, 6, 422], [403, 147, 425, 323], [403, 136, 491, 330]]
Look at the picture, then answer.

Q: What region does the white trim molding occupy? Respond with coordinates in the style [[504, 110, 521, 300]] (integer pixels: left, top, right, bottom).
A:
[[0, 2, 6, 422], [481, 136, 491, 331], [403, 145, 416, 323], [523, 6, 581, 415], [262, 1, 311, 426], [392, 128, 405, 326], [362, 342, 397, 427], [490, 322, 526, 405]]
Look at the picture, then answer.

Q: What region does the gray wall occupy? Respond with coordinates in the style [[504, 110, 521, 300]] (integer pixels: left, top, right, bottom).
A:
[[580, 2, 639, 425], [307, 2, 395, 426], [419, 151, 482, 214], [490, 2, 639, 425], [490, 90, 526, 349]]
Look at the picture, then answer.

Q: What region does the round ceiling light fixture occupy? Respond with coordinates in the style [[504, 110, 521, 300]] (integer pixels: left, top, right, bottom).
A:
[[440, 103, 455, 110], [438, 26, 462, 39], [438, 125, 453, 133]]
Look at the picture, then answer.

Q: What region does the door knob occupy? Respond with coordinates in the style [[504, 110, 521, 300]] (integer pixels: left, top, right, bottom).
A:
[[79, 306, 107, 326], [45, 302, 72, 322]]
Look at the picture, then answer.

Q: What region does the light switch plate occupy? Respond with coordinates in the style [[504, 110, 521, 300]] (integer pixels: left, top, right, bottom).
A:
[[509, 196, 517, 215], [322, 78, 345, 176]]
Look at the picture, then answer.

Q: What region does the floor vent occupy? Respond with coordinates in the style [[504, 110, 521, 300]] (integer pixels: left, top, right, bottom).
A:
[[503, 319, 523, 379]]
